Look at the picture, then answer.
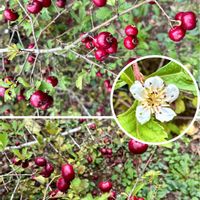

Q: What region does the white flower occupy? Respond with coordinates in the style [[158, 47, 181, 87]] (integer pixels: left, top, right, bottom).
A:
[[130, 76, 179, 124]]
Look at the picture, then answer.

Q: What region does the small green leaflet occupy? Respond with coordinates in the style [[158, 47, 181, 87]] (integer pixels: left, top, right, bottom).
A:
[[96, 7, 112, 20], [76, 71, 87, 90], [17, 77, 31, 88], [0, 133, 9, 151]]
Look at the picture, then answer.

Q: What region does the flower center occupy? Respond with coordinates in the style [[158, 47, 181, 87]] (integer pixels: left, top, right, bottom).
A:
[[141, 87, 167, 113]]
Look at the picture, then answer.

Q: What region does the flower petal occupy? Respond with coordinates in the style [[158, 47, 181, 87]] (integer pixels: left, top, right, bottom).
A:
[[144, 76, 164, 90], [164, 84, 179, 103], [136, 105, 151, 124], [130, 81, 147, 101], [155, 107, 176, 122]]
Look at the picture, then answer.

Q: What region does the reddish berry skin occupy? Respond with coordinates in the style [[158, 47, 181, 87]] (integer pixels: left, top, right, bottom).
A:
[[181, 11, 197, 30], [97, 32, 113, 49], [86, 155, 93, 163], [79, 118, 86, 123], [37, 0, 51, 7], [95, 49, 108, 61], [124, 36, 138, 50], [56, 177, 70, 192], [17, 90, 25, 102], [46, 76, 58, 87], [125, 25, 138, 36], [92, 35, 101, 48], [3, 9, 19, 21], [106, 148, 112, 155], [0, 87, 6, 98], [89, 123, 96, 130], [100, 148, 107, 155], [61, 163, 75, 182], [104, 80, 110, 88], [11, 157, 22, 166], [45, 162, 54, 174], [128, 139, 148, 154], [168, 26, 186, 42], [108, 191, 117, 200], [98, 181, 112, 192], [149, 1, 155, 4], [56, 0, 66, 8], [85, 40, 94, 49], [40, 167, 52, 178], [34, 157, 47, 166], [106, 38, 118, 54], [49, 189, 59, 198], [27, 54, 36, 64], [137, 198, 145, 200], [92, 0, 107, 7], [80, 33, 90, 43], [30, 90, 53, 110], [174, 12, 184, 21], [28, 43, 35, 49], [22, 160, 29, 168], [4, 58, 10, 65], [27, 1, 43, 14], [96, 71, 103, 78]]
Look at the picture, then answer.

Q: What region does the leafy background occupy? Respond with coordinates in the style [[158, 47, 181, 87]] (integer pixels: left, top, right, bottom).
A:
[[0, 119, 200, 199], [0, 0, 199, 116], [113, 59, 198, 143]]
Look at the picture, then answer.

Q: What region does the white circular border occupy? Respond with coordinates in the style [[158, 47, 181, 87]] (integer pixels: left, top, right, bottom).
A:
[[110, 55, 200, 145]]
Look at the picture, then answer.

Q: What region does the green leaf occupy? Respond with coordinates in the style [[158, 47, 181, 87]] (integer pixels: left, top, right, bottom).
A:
[[96, 8, 112, 20], [0, 133, 9, 151], [117, 102, 168, 143], [148, 61, 197, 94], [17, 77, 31, 88], [76, 71, 87, 90], [120, 67, 135, 87]]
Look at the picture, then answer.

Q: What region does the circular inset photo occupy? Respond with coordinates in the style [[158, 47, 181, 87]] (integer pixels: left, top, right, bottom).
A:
[[111, 55, 199, 144]]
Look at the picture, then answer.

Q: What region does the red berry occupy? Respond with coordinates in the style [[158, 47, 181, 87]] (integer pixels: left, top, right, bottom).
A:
[[30, 90, 53, 110], [45, 162, 54, 174], [56, 177, 70, 192], [17, 89, 25, 102], [104, 80, 110, 88], [137, 198, 145, 200], [86, 155, 93, 163], [95, 49, 108, 61], [149, 1, 155, 4], [128, 139, 148, 154], [85, 40, 94, 49], [0, 87, 6, 98], [27, 54, 36, 64], [4, 58, 10, 65], [79, 118, 86, 123], [168, 26, 186, 42], [106, 148, 112, 155], [37, 0, 51, 7], [46, 76, 58, 87], [49, 189, 59, 198], [28, 43, 35, 49], [174, 12, 184, 21], [3, 9, 19, 21], [106, 38, 118, 54], [80, 33, 90, 43], [124, 36, 138, 50], [100, 148, 107, 155], [181, 11, 196, 30], [34, 157, 47, 166], [11, 157, 22, 166], [40, 167, 52, 178], [92, 35, 101, 48], [61, 163, 75, 182], [56, 0, 66, 8], [97, 32, 113, 49], [96, 71, 103, 77], [125, 25, 138, 36], [98, 181, 112, 192], [27, 1, 43, 14], [89, 123, 96, 130], [92, 0, 107, 7], [108, 191, 117, 200], [22, 160, 29, 168]]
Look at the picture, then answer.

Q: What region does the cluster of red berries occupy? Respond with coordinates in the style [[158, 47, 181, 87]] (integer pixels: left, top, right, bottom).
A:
[[34, 157, 54, 178], [124, 25, 139, 50], [11, 157, 29, 168], [100, 147, 113, 158], [3, 0, 67, 21], [81, 32, 118, 61], [56, 163, 75, 192], [168, 11, 197, 42]]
